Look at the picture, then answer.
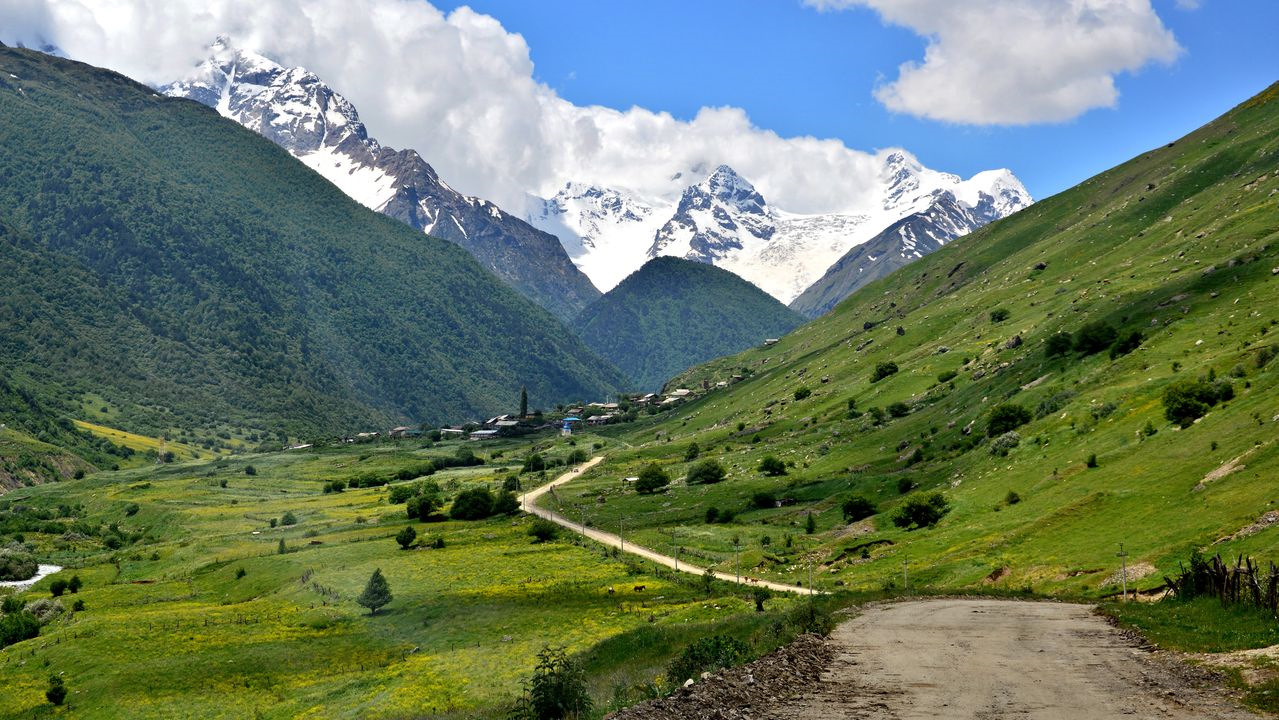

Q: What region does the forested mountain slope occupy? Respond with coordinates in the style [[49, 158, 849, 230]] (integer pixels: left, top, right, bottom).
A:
[[571, 257, 804, 392], [0, 46, 623, 437]]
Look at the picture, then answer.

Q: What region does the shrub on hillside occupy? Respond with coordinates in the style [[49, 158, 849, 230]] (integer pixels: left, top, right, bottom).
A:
[[0, 549, 37, 582], [0, 610, 40, 649], [686, 459, 727, 485], [1045, 332, 1074, 358], [521, 453, 546, 474], [635, 464, 670, 494], [990, 431, 1021, 456], [752, 491, 777, 510], [987, 403, 1032, 437], [667, 635, 750, 685], [1109, 330, 1143, 359], [528, 518, 560, 543], [870, 361, 899, 383], [793, 387, 812, 401], [989, 308, 1011, 323], [1163, 378, 1233, 428], [395, 526, 416, 550], [493, 490, 520, 516], [510, 646, 592, 720], [1073, 321, 1118, 355], [758, 456, 787, 476], [449, 488, 495, 520], [842, 495, 877, 522], [937, 370, 958, 383], [891, 492, 949, 530], [683, 442, 701, 461], [896, 478, 916, 495], [887, 401, 910, 418]]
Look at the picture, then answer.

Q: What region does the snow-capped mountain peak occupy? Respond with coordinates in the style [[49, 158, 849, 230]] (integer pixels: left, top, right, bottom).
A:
[[531, 154, 1032, 306], [162, 38, 600, 320]]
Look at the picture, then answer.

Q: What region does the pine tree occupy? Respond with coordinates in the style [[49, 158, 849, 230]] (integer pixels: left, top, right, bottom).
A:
[[519, 385, 529, 418], [357, 568, 392, 615]]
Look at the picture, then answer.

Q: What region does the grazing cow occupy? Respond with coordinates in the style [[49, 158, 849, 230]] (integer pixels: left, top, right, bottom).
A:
[[607, 586, 615, 595], [633, 585, 646, 593]]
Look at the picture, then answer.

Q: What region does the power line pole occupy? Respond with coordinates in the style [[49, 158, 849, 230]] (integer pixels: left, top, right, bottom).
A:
[[1117, 543, 1129, 602], [734, 536, 741, 584], [619, 519, 624, 553], [903, 558, 909, 594], [808, 556, 814, 596]]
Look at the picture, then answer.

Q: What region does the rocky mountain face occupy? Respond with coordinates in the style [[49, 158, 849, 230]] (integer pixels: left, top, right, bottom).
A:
[[789, 191, 1002, 318], [530, 154, 1032, 306], [162, 38, 599, 321]]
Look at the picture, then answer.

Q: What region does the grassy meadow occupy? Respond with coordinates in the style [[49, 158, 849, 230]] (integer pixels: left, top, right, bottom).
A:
[[0, 435, 804, 719]]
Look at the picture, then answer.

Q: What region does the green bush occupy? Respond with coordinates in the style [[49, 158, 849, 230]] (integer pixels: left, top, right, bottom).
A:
[[493, 490, 520, 516], [793, 387, 812, 401], [1045, 332, 1074, 357], [683, 442, 700, 461], [0, 610, 40, 649], [528, 518, 559, 543], [751, 491, 777, 510], [0, 549, 37, 582], [841, 495, 877, 522], [50, 579, 67, 597], [990, 431, 1021, 456], [987, 403, 1032, 437], [1074, 321, 1118, 355], [891, 492, 949, 530], [511, 646, 592, 720], [989, 308, 1011, 323], [686, 459, 727, 485], [666, 635, 749, 685], [896, 478, 916, 495], [1004, 490, 1021, 505], [395, 526, 417, 550], [522, 453, 546, 474], [46, 675, 66, 706], [281, 511, 298, 526], [758, 456, 787, 476], [449, 488, 495, 520], [635, 464, 670, 494], [887, 401, 910, 418], [1109, 330, 1143, 359], [937, 370, 958, 383], [871, 361, 899, 383], [1163, 378, 1234, 428]]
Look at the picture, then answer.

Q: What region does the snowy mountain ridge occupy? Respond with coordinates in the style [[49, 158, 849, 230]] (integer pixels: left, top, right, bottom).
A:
[[162, 38, 600, 321], [530, 155, 1032, 303]]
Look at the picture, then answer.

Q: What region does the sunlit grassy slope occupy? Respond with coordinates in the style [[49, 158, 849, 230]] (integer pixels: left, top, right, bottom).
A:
[[0, 437, 796, 719], [548, 80, 1279, 597]]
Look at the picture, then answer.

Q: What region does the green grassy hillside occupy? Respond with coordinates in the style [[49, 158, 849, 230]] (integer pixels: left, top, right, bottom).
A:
[[572, 257, 804, 392], [547, 80, 1279, 597], [0, 46, 623, 438], [0, 437, 804, 718]]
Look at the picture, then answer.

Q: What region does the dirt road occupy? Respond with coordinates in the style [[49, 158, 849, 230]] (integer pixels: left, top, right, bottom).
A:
[[522, 457, 812, 594], [772, 598, 1255, 719]]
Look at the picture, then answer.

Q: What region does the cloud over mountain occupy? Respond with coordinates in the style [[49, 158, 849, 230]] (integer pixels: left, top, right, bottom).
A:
[[807, 0, 1182, 125], [2, 0, 902, 216]]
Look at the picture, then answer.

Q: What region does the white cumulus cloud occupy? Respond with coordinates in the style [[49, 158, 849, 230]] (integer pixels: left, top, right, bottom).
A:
[[806, 0, 1182, 125], [0, 0, 913, 215]]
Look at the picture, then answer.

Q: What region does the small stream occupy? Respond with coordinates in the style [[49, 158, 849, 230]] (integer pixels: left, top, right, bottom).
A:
[[0, 564, 63, 590]]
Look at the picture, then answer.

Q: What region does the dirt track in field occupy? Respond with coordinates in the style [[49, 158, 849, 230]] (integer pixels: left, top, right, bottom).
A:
[[610, 598, 1258, 720], [772, 598, 1256, 719]]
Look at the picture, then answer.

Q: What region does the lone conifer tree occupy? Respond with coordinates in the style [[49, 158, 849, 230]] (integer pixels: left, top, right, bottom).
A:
[[357, 568, 392, 615], [519, 385, 529, 418]]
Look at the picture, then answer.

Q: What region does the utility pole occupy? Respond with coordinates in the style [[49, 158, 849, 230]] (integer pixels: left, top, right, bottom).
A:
[[808, 556, 814, 596], [1117, 543, 1129, 602], [619, 519, 624, 553], [903, 558, 909, 594]]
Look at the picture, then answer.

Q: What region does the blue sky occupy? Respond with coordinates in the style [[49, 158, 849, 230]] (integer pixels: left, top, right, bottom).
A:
[[435, 0, 1279, 201]]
